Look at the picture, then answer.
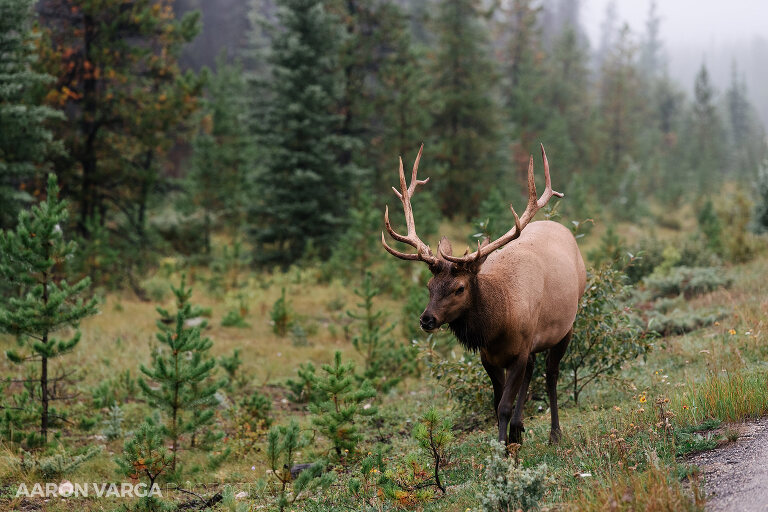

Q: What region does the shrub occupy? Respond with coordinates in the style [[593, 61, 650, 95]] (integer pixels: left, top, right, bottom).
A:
[[753, 158, 768, 233], [643, 266, 732, 300], [564, 265, 653, 404], [475, 440, 551, 512], [16, 445, 102, 480], [419, 340, 493, 423], [645, 308, 728, 337], [219, 349, 243, 389]]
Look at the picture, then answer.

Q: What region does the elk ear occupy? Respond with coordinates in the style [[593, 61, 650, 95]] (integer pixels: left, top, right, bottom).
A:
[[437, 236, 453, 258]]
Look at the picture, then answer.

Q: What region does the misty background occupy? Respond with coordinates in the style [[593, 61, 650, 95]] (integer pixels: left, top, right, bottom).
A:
[[174, 0, 768, 129]]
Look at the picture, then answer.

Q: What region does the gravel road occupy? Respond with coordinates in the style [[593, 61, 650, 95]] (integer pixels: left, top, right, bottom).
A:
[[686, 417, 768, 511]]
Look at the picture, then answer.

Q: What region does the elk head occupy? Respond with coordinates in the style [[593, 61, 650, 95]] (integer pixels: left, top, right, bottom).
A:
[[382, 144, 563, 333]]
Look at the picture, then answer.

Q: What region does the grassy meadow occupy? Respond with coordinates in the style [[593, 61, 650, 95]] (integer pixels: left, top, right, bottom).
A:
[[2, 213, 768, 512]]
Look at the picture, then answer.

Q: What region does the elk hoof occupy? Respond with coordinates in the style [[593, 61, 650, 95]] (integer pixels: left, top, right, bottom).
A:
[[549, 428, 562, 445], [509, 425, 525, 444]]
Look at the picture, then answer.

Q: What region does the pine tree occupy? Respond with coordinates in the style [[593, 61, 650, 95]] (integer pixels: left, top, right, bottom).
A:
[[250, 0, 348, 265], [309, 351, 377, 459], [188, 55, 252, 254], [115, 420, 173, 510], [138, 276, 222, 470], [0, 174, 97, 445], [430, 0, 502, 219], [0, 0, 64, 228], [725, 63, 766, 178], [347, 272, 414, 393]]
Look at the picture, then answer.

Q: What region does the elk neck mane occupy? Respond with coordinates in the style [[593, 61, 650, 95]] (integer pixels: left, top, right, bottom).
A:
[[448, 275, 495, 352]]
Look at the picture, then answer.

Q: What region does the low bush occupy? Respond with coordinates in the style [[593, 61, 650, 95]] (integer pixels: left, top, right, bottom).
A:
[[475, 439, 551, 512], [643, 266, 732, 300]]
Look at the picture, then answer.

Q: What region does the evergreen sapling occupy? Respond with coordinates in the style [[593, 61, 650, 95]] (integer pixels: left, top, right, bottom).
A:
[[138, 276, 224, 470], [0, 174, 97, 445]]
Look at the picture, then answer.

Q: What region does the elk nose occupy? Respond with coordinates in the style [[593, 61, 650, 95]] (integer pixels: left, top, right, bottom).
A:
[[420, 313, 437, 332]]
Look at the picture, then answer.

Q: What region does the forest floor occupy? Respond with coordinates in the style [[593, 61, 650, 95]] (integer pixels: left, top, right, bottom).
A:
[[687, 417, 768, 511], [2, 219, 768, 511]]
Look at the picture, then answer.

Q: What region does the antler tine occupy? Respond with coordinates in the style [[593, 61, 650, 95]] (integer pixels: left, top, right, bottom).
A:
[[539, 144, 564, 205], [441, 144, 562, 266], [381, 232, 420, 260], [381, 145, 438, 266]]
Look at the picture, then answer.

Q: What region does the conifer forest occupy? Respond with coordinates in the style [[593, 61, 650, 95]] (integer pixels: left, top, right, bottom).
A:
[[2, 0, 768, 510]]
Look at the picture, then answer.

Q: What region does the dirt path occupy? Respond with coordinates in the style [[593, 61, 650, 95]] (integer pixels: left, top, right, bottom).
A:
[[686, 417, 768, 511]]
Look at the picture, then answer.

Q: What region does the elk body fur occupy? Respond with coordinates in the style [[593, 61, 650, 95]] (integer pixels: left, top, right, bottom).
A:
[[382, 144, 586, 446]]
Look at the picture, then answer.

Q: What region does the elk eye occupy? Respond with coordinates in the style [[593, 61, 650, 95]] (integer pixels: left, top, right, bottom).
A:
[[455, 285, 465, 295]]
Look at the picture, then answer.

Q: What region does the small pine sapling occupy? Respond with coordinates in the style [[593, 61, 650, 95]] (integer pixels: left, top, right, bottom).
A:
[[102, 404, 124, 441], [266, 420, 334, 512], [309, 351, 377, 459], [227, 390, 273, 455], [218, 348, 243, 389], [347, 448, 388, 507], [138, 276, 224, 470], [413, 406, 453, 493], [270, 287, 292, 336], [0, 174, 98, 445], [115, 421, 173, 510], [285, 362, 326, 404], [347, 272, 415, 393]]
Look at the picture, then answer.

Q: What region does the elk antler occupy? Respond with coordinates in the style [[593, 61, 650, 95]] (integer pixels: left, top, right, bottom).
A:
[[440, 144, 563, 265], [381, 144, 439, 266]]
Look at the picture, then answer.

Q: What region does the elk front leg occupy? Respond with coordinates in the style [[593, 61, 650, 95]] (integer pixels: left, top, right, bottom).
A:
[[481, 353, 504, 417], [509, 353, 535, 444], [497, 355, 528, 446], [547, 329, 571, 444]]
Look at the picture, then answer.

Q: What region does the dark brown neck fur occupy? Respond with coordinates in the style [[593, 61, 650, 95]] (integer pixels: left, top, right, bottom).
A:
[[448, 277, 487, 352]]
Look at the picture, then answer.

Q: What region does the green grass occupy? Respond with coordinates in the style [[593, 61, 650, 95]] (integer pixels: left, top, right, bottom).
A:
[[1, 231, 768, 511]]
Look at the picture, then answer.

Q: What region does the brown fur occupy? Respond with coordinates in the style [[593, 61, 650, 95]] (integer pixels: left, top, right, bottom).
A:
[[382, 145, 586, 447], [421, 221, 586, 445]]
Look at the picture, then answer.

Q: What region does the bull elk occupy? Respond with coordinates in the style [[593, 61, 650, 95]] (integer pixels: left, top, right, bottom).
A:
[[382, 144, 586, 446]]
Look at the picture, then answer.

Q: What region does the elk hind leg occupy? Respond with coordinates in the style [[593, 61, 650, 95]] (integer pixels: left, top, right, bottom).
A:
[[509, 353, 535, 444], [547, 329, 572, 444]]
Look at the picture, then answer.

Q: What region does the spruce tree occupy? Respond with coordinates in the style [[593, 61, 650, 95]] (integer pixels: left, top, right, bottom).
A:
[[430, 0, 502, 218], [687, 64, 727, 190], [0, 174, 97, 445], [250, 0, 348, 265], [138, 276, 222, 470], [0, 0, 63, 228]]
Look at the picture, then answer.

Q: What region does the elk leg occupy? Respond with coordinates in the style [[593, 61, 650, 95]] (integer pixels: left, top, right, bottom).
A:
[[547, 329, 572, 444], [497, 355, 528, 447], [481, 354, 505, 417], [509, 353, 535, 444]]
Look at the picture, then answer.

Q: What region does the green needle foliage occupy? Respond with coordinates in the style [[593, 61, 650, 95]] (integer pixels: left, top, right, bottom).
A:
[[266, 420, 335, 512], [115, 421, 173, 511], [347, 272, 414, 393], [0, 0, 63, 228], [138, 276, 223, 470], [413, 406, 454, 494], [0, 174, 97, 445], [309, 351, 377, 459]]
